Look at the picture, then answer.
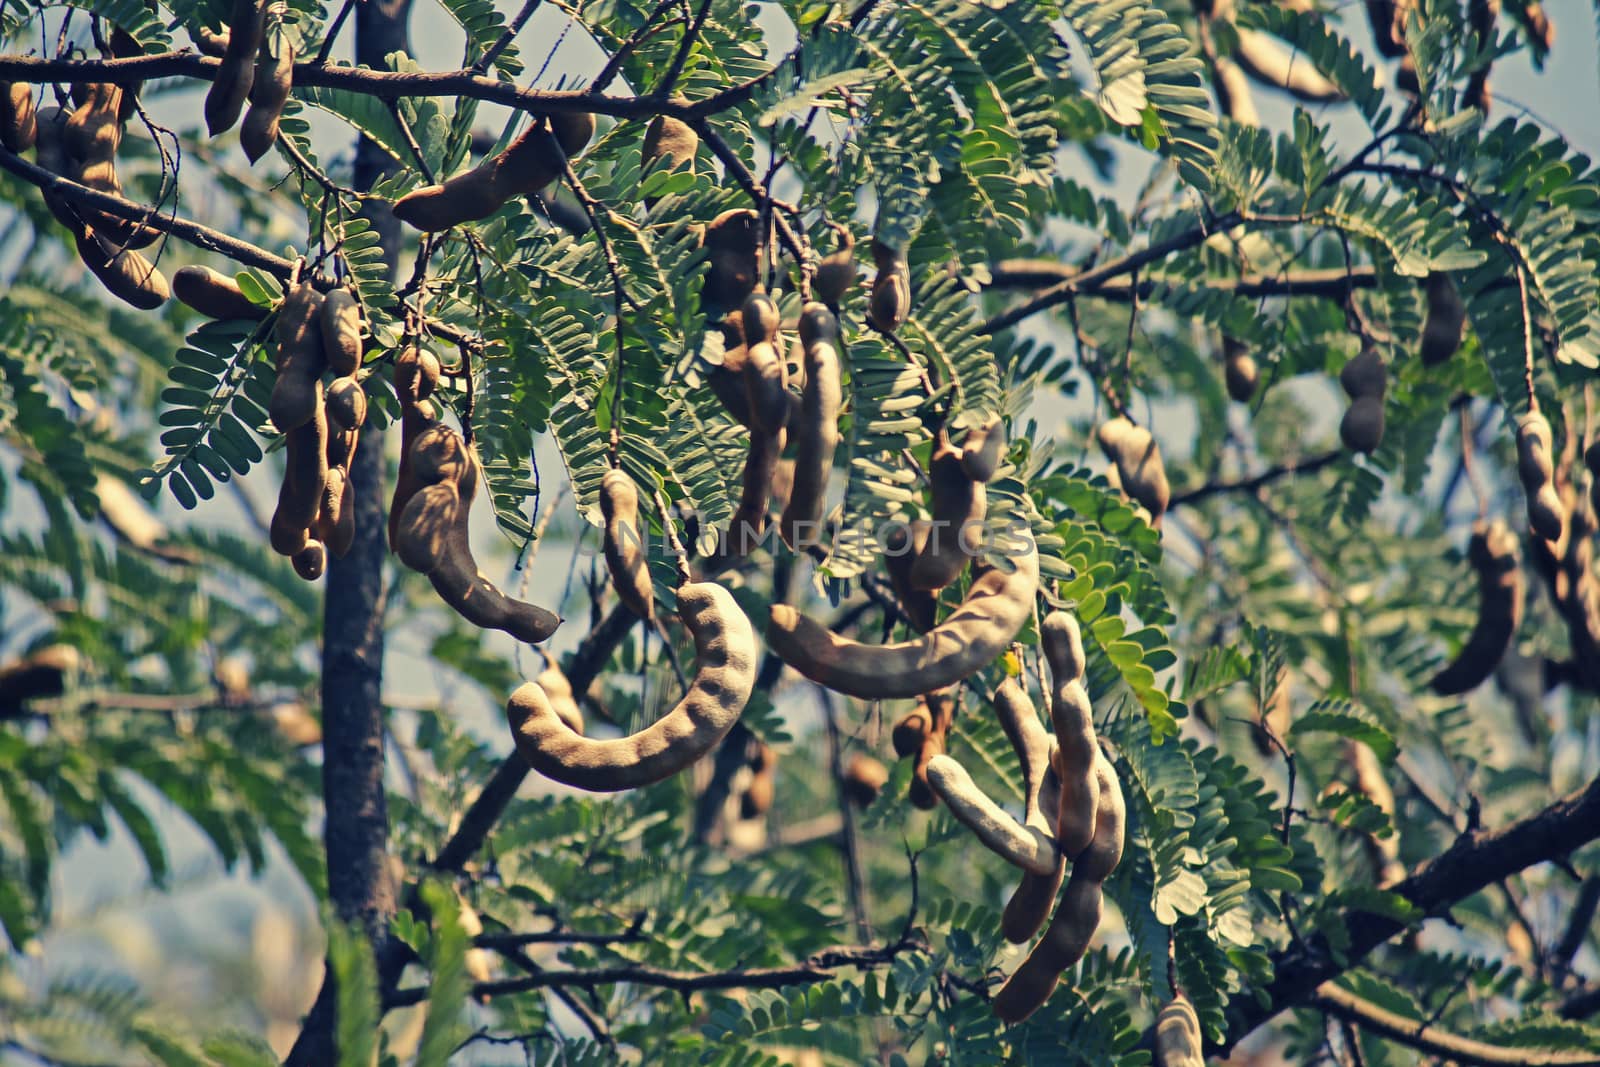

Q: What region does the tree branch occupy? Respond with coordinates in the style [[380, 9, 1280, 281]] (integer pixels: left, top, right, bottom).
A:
[[1170, 450, 1345, 509], [1314, 981, 1600, 1066], [986, 261, 1381, 301], [1219, 773, 1600, 1054]]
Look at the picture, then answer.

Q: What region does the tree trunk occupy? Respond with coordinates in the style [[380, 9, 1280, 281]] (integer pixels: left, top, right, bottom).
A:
[[285, 3, 412, 1061]]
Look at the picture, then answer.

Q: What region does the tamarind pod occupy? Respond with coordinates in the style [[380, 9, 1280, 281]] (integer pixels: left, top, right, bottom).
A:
[[891, 701, 930, 760], [388, 397, 436, 549], [506, 580, 757, 790], [1, 82, 37, 153], [204, 0, 264, 135], [394, 345, 441, 405], [740, 743, 776, 818], [1522, 1, 1555, 50], [867, 239, 911, 334], [1002, 862, 1066, 945], [1155, 994, 1205, 1067], [718, 424, 784, 560], [326, 426, 358, 471], [779, 303, 842, 551], [926, 755, 1059, 874], [883, 520, 939, 633], [993, 678, 1053, 831], [64, 83, 121, 163], [240, 10, 293, 163], [642, 114, 698, 172], [32, 106, 77, 227], [74, 228, 169, 309], [767, 534, 1038, 700], [325, 375, 367, 431], [910, 687, 955, 809], [702, 209, 760, 315], [1096, 417, 1170, 525], [601, 468, 655, 622], [910, 432, 987, 591], [1042, 610, 1098, 857], [815, 228, 857, 311], [991, 753, 1124, 1023], [397, 428, 561, 643], [536, 664, 584, 735], [1516, 412, 1565, 542], [1430, 521, 1523, 695], [1586, 442, 1600, 519], [269, 385, 327, 556], [316, 465, 356, 558], [319, 289, 362, 376], [269, 283, 327, 431], [1340, 395, 1386, 454], [392, 167, 502, 232], [1339, 346, 1387, 399], [195, 27, 232, 58], [488, 121, 570, 201], [740, 294, 788, 434], [1363, 0, 1410, 56], [1232, 29, 1346, 103], [108, 28, 143, 122], [959, 415, 1005, 483], [1212, 55, 1259, 127], [292, 538, 326, 580], [1420, 273, 1466, 365], [843, 754, 889, 808], [173, 265, 265, 320], [708, 365, 752, 427], [1222, 336, 1258, 402], [547, 111, 596, 159]]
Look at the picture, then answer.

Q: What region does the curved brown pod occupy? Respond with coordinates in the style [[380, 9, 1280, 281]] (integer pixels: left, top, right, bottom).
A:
[[1516, 411, 1565, 542], [316, 465, 356, 558], [269, 283, 327, 431], [815, 227, 857, 311], [883, 520, 938, 633], [779, 302, 842, 551], [269, 381, 327, 557], [601, 468, 655, 621], [506, 581, 757, 790], [1338, 344, 1387, 455], [240, 4, 293, 163], [959, 415, 1005, 483], [1420, 273, 1466, 366], [702, 209, 760, 315], [843, 754, 889, 808], [204, 0, 264, 135], [866, 239, 910, 334], [894, 688, 955, 810], [740, 294, 787, 434], [909, 430, 986, 591], [1096, 417, 1170, 525], [1, 82, 37, 153], [642, 114, 698, 173], [394, 423, 561, 643], [1155, 994, 1205, 1067], [75, 228, 169, 309], [766, 534, 1038, 700], [991, 751, 1124, 1023], [320, 289, 362, 376], [993, 677, 1066, 943], [1043, 610, 1098, 859], [1222, 336, 1258, 403], [173, 266, 266, 320], [1431, 521, 1523, 695]]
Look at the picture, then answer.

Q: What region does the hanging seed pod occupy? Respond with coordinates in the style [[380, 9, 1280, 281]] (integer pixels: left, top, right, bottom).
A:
[[1096, 417, 1170, 524], [240, 4, 294, 163], [815, 226, 857, 310], [1429, 520, 1523, 695], [1337, 345, 1387, 454], [0, 82, 37, 152], [1222, 336, 1258, 402], [867, 239, 911, 333], [642, 114, 698, 173], [204, 0, 265, 135], [701, 208, 761, 317], [174, 266, 266, 320], [1420, 273, 1466, 366], [75, 227, 169, 309], [1515, 410, 1565, 542]]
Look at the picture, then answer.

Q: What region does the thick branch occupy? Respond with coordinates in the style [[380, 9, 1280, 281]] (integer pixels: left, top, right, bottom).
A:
[[386, 935, 929, 1008], [987, 262, 1380, 301], [1315, 981, 1600, 1067], [1220, 773, 1600, 1053]]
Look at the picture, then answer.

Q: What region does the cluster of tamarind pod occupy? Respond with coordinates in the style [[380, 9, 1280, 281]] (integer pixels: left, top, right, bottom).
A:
[[264, 273, 367, 580], [201, 0, 295, 162]]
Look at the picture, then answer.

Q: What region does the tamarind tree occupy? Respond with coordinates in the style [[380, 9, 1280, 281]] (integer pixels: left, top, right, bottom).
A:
[[3, 0, 1600, 1063]]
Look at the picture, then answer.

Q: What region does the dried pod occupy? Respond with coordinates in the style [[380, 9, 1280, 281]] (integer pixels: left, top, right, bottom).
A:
[[1, 82, 37, 153], [926, 752, 1057, 872], [767, 534, 1038, 700], [959, 415, 1005, 483], [815, 227, 857, 310], [1516, 411, 1566, 542], [1430, 521, 1523, 695], [740, 293, 788, 434], [883, 520, 939, 633], [867, 239, 911, 333], [601, 468, 655, 622], [319, 289, 362, 376], [316, 465, 356, 558], [394, 424, 561, 643], [394, 344, 441, 406], [240, 5, 293, 163], [536, 663, 584, 735], [642, 114, 698, 173], [842, 754, 888, 808], [195, 26, 232, 58], [1043, 610, 1099, 859], [506, 581, 757, 790], [388, 395, 436, 549], [269, 283, 327, 431], [33, 106, 77, 226], [702, 208, 761, 315], [173, 265, 266, 320], [292, 538, 326, 580], [779, 303, 842, 552], [1338, 346, 1388, 455], [1096, 417, 1170, 524], [269, 383, 327, 556], [325, 375, 367, 431], [1212, 55, 1259, 126], [909, 430, 986, 591], [1155, 994, 1205, 1067], [1222, 336, 1258, 402], [75, 228, 169, 309], [992, 678, 1066, 943], [1233, 28, 1346, 102], [204, 0, 265, 135], [1420, 273, 1466, 365]]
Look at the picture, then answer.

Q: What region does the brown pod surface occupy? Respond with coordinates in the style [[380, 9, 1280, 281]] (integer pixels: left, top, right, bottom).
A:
[[1, 82, 37, 152], [1222, 336, 1258, 402], [292, 539, 326, 580], [867, 239, 911, 333], [842, 754, 888, 809], [269, 283, 326, 431], [1043, 610, 1099, 859], [815, 228, 857, 310], [269, 384, 327, 556], [910, 431, 986, 591], [389, 395, 437, 550], [740, 294, 788, 433], [767, 534, 1038, 700], [395, 344, 441, 405], [205, 0, 264, 135], [1233, 28, 1345, 102], [320, 289, 362, 376], [643, 114, 698, 172], [173, 265, 265, 320], [1338, 346, 1387, 455], [394, 424, 561, 643], [779, 303, 842, 551], [908, 688, 956, 809], [536, 664, 584, 735], [1155, 994, 1205, 1067], [740, 743, 777, 819], [490, 120, 572, 200], [195, 27, 232, 57], [392, 167, 501, 232], [240, 6, 293, 163], [1430, 520, 1523, 695], [325, 375, 367, 432], [1516, 411, 1565, 542], [33, 106, 77, 227], [702, 209, 760, 314], [75, 228, 169, 309], [1096, 417, 1170, 524], [959, 415, 1005, 483], [1420, 272, 1466, 365], [316, 465, 356, 558], [992, 677, 1069, 942], [883, 520, 939, 633], [601, 467, 655, 622]]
